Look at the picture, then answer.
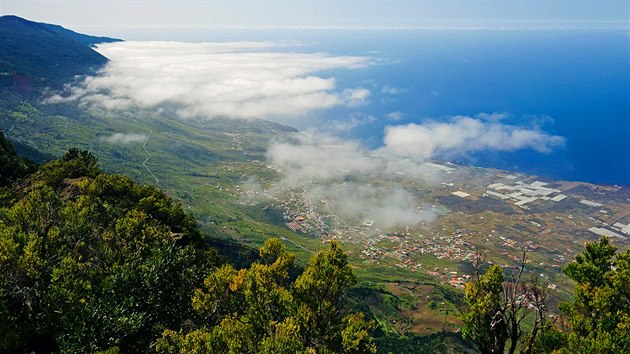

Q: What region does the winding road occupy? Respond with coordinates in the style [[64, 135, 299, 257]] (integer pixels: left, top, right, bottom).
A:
[[142, 129, 159, 184]]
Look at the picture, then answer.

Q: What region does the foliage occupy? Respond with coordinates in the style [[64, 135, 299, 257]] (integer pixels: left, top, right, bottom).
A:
[[461, 265, 507, 354], [0, 148, 214, 352], [341, 313, 378, 353], [564, 236, 616, 287], [461, 253, 551, 354], [375, 332, 477, 354], [157, 238, 377, 353], [294, 241, 358, 350], [530, 324, 566, 354], [0, 137, 377, 353], [0, 130, 36, 186], [559, 237, 630, 353], [462, 238, 630, 354]]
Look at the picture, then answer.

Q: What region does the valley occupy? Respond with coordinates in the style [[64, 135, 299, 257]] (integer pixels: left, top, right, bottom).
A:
[[3, 95, 629, 337]]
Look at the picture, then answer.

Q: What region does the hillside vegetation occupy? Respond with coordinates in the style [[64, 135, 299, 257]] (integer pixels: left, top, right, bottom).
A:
[[459, 237, 630, 354], [2, 127, 629, 353], [0, 136, 376, 353]]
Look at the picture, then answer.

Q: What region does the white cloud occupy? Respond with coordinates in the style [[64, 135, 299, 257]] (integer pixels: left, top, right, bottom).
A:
[[266, 133, 380, 184], [265, 131, 448, 186], [47, 41, 371, 120], [101, 132, 147, 144], [261, 112, 564, 228], [475, 112, 511, 121], [311, 184, 435, 229], [326, 113, 376, 133], [264, 132, 437, 228], [381, 85, 406, 95], [342, 88, 370, 107], [385, 111, 404, 121], [383, 116, 565, 160]]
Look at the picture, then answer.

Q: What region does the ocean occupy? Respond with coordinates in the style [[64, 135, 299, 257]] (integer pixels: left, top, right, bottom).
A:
[[172, 29, 630, 185]]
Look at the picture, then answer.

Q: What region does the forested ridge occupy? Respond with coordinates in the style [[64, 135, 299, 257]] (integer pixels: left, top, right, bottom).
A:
[[0, 132, 375, 353]]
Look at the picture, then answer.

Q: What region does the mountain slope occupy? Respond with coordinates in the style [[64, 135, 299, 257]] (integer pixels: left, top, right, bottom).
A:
[[0, 130, 36, 186], [39, 21, 122, 47], [0, 15, 122, 92]]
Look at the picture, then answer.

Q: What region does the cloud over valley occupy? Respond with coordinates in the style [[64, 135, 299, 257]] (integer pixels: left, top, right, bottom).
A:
[[48, 41, 371, 120], [43, 40, 566, 230], [101, 132, 147, 144], [261, 114, 565, 228]]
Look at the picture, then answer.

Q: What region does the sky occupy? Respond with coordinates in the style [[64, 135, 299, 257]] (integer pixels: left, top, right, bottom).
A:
[[1, 0, 628, 40]]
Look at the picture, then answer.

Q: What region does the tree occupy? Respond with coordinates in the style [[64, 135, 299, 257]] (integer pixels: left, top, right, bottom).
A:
[[462, 264, 507, 354], [461, 252, 551, 354], [0, 131, 36, 187], [341, 313, 378, 354], [158, 239, 376, 353], [0, 143, 375, 352], [0, 149, 213, 352], [561, 237, 630, 353], [294, 241, 359, 351]]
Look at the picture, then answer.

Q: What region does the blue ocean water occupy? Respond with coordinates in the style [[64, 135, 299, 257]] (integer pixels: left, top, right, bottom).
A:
[[203, 29, 630, 185]]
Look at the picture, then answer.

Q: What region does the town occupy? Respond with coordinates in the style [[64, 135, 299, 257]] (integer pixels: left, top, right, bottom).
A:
[[209, 159, 630, 295]]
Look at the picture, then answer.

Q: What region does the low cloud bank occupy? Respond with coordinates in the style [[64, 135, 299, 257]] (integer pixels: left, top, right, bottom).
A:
[[309, 184, 434, 229], [383, 115, 565, 160], [264, 133, 438, 228], [41, 40, 565, 228], [262, 114, 564, 228], [47, 41, 371, 120], [101, 132, 146, 144], [267, 133, 379, 184]]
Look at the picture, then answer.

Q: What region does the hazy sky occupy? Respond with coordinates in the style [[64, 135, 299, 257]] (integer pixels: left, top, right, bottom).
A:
[[2, 0, 628, 39]]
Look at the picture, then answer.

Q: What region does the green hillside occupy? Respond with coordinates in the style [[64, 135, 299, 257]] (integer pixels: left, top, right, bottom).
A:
[[0, 137, 377, 352], [0, 95, 476, 353]]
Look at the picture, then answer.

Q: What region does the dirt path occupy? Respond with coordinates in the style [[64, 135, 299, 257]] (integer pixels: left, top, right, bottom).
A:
[[216, 203, 236, 220], [142, 129, 159, 184], [280, 235, 311, 252]]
